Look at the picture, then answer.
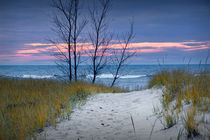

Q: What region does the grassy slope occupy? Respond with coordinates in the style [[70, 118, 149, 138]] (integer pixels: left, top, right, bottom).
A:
[[149, 69, 210, 138], [0, 78, 122, 140]]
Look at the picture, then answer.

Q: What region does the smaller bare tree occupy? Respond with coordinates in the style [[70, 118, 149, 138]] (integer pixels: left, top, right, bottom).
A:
[[110, 23, 135, 87]]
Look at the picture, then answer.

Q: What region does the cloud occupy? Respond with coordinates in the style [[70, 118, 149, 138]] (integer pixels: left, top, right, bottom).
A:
[[0, 41, 209, 64], [24, 43, 53, 46], [17, 41, 209, 55]]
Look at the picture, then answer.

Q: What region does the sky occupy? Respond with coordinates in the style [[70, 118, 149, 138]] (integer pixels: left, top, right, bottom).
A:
[[0, 0, 210, 65]]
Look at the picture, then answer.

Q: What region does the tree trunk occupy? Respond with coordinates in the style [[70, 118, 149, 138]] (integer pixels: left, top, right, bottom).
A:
[[111, 77, 117, 87], [73, 0, 78, 81], [68, 44, 72, 81], [92, 69, 96, 84], [111, 63, 121, 87], [74, 42, 77, 81]]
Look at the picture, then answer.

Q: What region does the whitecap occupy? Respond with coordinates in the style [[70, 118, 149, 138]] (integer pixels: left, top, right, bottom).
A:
[[86, 74, 146, 79], [120, 75, 146, 79], [22, 75, 53, 79]]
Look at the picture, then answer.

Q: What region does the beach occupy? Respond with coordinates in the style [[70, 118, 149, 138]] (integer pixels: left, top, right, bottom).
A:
[[37, 88, 183, 140]]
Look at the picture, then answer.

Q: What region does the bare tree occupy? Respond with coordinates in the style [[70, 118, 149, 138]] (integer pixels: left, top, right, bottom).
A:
[[88, 0, 112, 84], [51, 0, 73, 81], [51, 0, 86, 81], [110, 23, 135, 87], [72, 0, 87, 81]]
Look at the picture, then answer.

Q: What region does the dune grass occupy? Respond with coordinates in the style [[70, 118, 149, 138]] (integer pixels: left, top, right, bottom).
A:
[[149, 68, 210, 138], [0, 78, 122, 140]]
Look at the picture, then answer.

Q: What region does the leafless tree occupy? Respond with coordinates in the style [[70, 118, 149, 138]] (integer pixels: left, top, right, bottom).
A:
[[72, 0, 87, 81], [110, 23, 135, 87], [88, 0, 112, 84], [51, 0, 73, 81], [51, 0, 86, 81]]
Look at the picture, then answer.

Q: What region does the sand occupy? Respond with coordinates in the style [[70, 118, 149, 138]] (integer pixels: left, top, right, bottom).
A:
[[37, 89, 193, 140]]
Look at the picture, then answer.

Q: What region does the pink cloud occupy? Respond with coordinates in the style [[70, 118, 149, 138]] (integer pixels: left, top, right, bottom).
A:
[[11, 41, 209, 61], [17, 50, 41, 53], [25, 43, 54, 46]]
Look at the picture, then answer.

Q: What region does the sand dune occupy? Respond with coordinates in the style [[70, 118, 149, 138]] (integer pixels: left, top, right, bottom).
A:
[[37, 89, 184, 140]]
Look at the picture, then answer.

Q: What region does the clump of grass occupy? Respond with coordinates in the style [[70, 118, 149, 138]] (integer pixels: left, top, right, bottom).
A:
[[154, 105, 177, 129], [149, 67, 210, 138], [0, 78, 122, 140], [148, 70, 170, 88], [183, 106, 199, 138], [163, 109, 177, 129]]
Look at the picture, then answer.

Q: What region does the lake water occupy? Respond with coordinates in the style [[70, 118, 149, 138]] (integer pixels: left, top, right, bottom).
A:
[[0, 65, 209, 90]]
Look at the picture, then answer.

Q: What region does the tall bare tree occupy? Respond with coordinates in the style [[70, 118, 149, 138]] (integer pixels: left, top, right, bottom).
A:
[[110, 23, 135, 87], [88, 0, 112, 84], [51, 0, 73, 81], [51, 0, 86, 81], [72, 0, 87, 81]]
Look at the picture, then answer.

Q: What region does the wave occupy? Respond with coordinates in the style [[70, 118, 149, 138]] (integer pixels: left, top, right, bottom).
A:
[[22, 75, 53, 79], [120, 75, 146, 79], [87, 74, 146, 79]]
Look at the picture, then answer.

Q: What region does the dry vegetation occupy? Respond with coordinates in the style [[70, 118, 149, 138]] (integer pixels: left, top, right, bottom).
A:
[[149, 68, 210, 138], [0, 78, 122, 140]]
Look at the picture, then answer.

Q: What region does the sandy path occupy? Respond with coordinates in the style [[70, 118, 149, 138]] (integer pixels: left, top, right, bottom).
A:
[[38, 89, 181, 140]]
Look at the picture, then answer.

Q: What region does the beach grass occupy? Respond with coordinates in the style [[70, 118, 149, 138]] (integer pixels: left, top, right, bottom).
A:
[[0, 78, 122, 140], [149, 67, 210, 138]]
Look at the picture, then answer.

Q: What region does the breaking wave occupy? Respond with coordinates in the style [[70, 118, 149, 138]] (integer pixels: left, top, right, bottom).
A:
[[22, 75, 53, 79], [87, 74, 146, 79]]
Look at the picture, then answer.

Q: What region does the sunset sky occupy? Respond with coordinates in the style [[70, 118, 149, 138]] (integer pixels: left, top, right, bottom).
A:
[[0, 0, 209, 65]]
